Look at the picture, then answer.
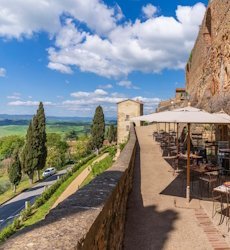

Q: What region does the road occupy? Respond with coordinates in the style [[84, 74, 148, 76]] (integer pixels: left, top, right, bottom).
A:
[[0, 168, 70, 231]]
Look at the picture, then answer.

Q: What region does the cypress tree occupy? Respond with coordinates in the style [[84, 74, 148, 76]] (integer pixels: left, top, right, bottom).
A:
[[21, 122, 35, 184], [8, 153, 22, 193], [33, 102, 47, 180], [91, 106, 105, 151], [108, 125, 115, 143]]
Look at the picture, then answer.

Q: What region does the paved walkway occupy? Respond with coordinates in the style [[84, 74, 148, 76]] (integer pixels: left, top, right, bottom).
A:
[[52, 153, 109, 209], [123, 125, 229, 250]]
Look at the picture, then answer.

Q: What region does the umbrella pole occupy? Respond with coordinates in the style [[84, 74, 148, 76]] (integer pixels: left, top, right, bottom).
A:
[[222, 125, 224, 140], [177, 123, 179, 154], [176, 123, 179, 171], [186, 123, 191, 203]]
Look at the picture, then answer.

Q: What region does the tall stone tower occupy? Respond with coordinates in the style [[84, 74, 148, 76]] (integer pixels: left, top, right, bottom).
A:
[[117, 99, 143, 144], [185, 0, 230, 112]]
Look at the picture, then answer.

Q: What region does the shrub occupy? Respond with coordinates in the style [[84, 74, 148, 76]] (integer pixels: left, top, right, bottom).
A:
[[0, 224, 16, 243], [119, 142, 127, 151], [20, 203, 32, 222], [12, 218, 21, 230], [107, 146, 117, 158], [0, 180, 11, 195], [92, 155, 113, 177]]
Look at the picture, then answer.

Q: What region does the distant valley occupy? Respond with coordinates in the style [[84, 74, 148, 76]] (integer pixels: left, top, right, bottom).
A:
[[0, 114, 116, 138]]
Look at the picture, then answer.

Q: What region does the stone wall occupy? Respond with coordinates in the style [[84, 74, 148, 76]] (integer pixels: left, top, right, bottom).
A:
[[186, 0, 230, 113], [1, 126, 137, 250]]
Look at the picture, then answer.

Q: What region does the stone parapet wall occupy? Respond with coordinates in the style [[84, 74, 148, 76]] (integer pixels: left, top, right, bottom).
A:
[[1, 126, 137, 250]]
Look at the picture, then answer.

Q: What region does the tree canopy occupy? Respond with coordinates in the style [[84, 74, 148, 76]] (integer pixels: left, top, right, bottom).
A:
[[90, 106, 105, 150], [33, 102, 47, 179], [21, 102, 47, 182], [0, 136, 24, 160], [8, 153, 22, 193], [21, 122, 35, 183], [65, 130, 78, 141], [108, 125, 117, 143]]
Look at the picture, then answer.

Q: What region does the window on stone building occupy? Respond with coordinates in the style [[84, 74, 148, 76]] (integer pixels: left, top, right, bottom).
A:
[[125, 115, 130, 121], [126, 125, 130, 131]]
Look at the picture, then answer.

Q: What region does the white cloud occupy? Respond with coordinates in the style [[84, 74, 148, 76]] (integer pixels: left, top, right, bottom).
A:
[[94, 89, 108, 95], [0, 0, 119, 39], [47, 61, 73, 74], [98, 84, 113, 89], [0, 67, 6, 77], [8, 100, 53, 106], [62, 88, 160, 115], [70, 89, 108, 98], [0, 1, 206, 78], [7, 92, 21, 99], [142, 4, 158, 18], [47, 3, 206, 78], [117, 80, 139, 89], [7, 95, 21, 100]]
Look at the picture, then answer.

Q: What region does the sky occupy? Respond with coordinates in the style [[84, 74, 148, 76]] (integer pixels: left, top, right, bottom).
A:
[[0, 0, 208, 117]]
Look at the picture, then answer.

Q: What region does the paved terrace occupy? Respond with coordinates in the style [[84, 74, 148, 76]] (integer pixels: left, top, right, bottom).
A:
[[124, 125, 229, 250]]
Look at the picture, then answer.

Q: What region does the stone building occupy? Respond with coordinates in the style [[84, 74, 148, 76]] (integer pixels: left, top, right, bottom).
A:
[[117, 99, 143, 144], [186, 0, 230, 113], [157, 88, 188, 112]]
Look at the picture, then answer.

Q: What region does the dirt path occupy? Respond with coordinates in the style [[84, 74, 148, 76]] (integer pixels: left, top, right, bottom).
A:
[[52, 153, 109, 209], [123, 125, 215, 250]]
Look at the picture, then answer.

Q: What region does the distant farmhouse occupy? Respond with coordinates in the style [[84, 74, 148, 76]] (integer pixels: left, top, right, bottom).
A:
[[117, 99, 143, 144]]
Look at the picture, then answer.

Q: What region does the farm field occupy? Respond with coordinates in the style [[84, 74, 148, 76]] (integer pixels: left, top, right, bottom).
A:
[[0, 124, 87, 138]]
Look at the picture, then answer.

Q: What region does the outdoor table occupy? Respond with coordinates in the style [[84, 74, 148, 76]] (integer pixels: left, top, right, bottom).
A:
[[219, 149, 230, 154], [213, 184, 230, 194], [213, 184, 230, 225], [178, 153, 203, 160], [190, 165, 221, 174]]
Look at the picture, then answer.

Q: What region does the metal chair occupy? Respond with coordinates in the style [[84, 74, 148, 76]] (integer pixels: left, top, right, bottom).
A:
[[199, 172, 219, 198], [212, 189, 225, 225]]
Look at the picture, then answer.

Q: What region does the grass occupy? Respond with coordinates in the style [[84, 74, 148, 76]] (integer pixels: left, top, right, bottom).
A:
[[81, 154, 113, 187], [0, 126, 27, 137], [0, 125, 85, 138]]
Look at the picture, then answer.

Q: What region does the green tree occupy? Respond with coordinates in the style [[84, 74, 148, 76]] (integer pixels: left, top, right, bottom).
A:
[[8, 153, 22, 193], [0, 136, 24, 160], [108, 125, 117, 143], [46, 133, 68, 169], [90, 106, 105, 151], [73, 136, 90, 160], [33, 102, 47, 180], [65, 130, 78, 141], [21, 122, 35, 184]]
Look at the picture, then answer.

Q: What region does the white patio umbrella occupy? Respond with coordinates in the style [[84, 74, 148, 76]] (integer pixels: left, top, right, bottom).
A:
[[132, 106, 230, 202], [215, 110, 230, 120]]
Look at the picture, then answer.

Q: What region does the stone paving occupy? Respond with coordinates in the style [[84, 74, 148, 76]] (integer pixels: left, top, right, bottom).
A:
[[123, 125, 230, 250]]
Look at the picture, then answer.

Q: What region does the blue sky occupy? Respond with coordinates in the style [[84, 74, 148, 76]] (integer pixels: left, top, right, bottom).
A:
[[0, 0, 208, 117]]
